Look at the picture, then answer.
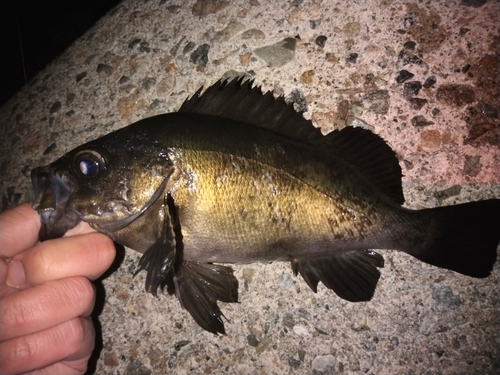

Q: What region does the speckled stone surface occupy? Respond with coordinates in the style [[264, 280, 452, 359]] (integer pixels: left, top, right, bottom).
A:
[[1, 0, 499, 374]]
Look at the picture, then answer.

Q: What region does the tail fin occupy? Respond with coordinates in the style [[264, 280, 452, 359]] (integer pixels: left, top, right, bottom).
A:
[[406, 199, 500, 278]]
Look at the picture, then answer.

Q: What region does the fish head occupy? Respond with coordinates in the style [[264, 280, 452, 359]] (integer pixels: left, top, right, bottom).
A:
[[31, 134, 176, 241]]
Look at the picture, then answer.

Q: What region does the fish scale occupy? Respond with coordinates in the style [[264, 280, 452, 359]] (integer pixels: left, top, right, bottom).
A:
[[170, 130, 391, 261]]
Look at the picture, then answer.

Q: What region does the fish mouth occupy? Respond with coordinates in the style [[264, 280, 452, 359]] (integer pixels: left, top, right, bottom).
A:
[[31, 166, 80, 241]]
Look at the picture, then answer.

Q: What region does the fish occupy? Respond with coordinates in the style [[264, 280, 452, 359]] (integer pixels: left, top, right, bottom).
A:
[[31, 77, 500, 334]]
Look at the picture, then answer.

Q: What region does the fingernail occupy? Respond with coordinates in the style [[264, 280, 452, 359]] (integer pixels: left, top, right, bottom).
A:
[[6, 260, 26, 288]]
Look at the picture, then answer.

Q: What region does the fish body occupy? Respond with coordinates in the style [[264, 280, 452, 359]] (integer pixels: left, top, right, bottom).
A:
[[92, 112, 407, 260], [31, 78, 500, 334]]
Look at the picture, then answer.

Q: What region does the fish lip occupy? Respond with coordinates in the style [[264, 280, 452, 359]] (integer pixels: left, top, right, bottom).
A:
[[31, 166, 71, 211], [31, 166, 79, 240]]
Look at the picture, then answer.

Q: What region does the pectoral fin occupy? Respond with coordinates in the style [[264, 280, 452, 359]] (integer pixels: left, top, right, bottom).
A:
[[134, 198, 177, 296], [291, 250, 384, 302], [173, 261, 239, 335]]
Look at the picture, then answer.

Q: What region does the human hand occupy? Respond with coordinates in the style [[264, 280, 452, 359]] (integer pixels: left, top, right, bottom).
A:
[[0, 203, 115, 375]]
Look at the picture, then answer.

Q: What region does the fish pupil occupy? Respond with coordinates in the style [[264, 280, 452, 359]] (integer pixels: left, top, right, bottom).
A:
[[79, 159, 100, 177], [73, 149, 106, 178]]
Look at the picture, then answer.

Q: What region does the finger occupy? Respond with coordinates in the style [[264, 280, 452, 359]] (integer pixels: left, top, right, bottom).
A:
[[0, 316, 95, 375], [0, 203, 40, 258], [9, 232, 115, 288], [1, 258, 26, 297], [0, 257, 8, 293], [0, 277, 95, 341], [24, 355, 92, 375], [63, 220, 96, 237]]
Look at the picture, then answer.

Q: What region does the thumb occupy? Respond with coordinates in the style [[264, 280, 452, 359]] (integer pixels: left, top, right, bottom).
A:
[[6, 260, 27, 289], [0, 258, 29, 298]]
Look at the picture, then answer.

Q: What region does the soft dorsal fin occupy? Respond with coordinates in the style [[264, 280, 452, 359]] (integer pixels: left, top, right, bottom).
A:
[[322, 127, 404, 205], [180, 78, 404, 205]]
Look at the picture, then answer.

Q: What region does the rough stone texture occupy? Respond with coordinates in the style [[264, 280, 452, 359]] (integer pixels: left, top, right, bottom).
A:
[[0, 1, 499, 374]]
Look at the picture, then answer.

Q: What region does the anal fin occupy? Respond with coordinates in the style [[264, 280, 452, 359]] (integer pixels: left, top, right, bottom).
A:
[[173, 261, 239, 335], [291, 250, 384, 302]]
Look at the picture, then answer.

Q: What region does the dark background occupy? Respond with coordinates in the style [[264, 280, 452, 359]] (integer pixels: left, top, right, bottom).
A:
[[0, 0, 122, 107]]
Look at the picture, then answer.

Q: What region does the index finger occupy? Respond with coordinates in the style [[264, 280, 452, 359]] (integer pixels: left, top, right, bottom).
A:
[[0, 203, 40, 258]]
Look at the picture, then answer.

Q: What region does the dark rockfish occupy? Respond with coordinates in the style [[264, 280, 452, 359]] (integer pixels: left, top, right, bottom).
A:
[[31, 78, 500, 334]]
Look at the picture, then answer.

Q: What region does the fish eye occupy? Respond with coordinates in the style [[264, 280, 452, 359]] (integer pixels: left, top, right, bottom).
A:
[[73, 150, 106, 178]]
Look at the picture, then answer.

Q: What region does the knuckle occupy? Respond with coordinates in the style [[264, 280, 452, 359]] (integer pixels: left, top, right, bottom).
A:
[[0, 335, 38, 372], [1, 297, 35, 334]]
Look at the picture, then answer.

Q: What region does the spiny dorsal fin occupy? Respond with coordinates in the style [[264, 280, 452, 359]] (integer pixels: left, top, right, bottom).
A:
[[180, 78, 404, 205], [179, 77, 324, 141]]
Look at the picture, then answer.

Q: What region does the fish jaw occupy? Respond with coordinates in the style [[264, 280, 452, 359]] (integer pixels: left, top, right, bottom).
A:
[[31, 165, 81, 241]]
